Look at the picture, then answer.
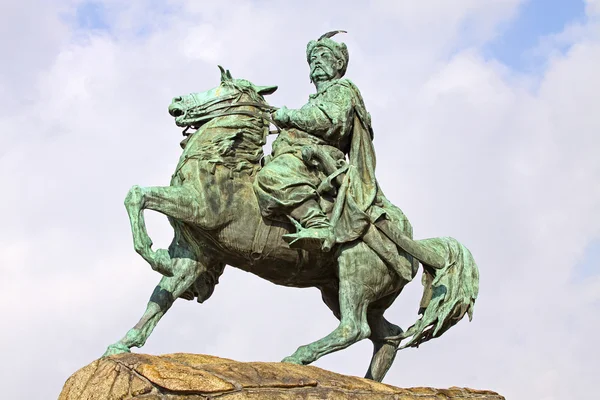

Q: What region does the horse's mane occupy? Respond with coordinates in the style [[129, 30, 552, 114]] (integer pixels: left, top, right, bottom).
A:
[[222, 79, 268, 104], [183, 79, 270, 175]]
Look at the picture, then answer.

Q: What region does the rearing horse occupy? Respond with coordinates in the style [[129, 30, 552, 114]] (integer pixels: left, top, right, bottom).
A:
[[103, 67, 479, 383]]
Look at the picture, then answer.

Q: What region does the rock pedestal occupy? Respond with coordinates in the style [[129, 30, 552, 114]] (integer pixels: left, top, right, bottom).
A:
[[59, 353, 504, 399]]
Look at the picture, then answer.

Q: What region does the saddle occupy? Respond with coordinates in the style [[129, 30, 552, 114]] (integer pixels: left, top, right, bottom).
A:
[[299, 145, 446, 270]]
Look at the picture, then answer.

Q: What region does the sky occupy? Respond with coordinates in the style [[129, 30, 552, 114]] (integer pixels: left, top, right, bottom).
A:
[[1, 1, 599, 399]]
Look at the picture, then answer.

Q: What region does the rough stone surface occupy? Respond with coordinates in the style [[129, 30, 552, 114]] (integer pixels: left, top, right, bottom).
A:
[[59, 353, 505, 399]]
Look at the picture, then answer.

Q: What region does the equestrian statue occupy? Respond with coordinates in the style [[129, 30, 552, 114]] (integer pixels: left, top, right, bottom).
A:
[[103, 31, 479, 383]]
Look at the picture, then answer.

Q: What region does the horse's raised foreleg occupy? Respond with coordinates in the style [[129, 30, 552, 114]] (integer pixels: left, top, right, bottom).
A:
[[124, 184, 203, 276], [104, 242, 214, 356], [282, 243, 384, 365]]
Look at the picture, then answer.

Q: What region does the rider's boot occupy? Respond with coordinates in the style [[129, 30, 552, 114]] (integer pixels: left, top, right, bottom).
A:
[[283, 199, 335, 252]]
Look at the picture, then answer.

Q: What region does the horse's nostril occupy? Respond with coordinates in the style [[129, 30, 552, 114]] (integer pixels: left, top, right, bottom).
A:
[[168, 101, 184, 117]]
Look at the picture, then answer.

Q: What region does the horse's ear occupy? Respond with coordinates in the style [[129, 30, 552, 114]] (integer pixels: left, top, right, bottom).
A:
[[218, 65, 231, 82], [255, 85, 278, 96]]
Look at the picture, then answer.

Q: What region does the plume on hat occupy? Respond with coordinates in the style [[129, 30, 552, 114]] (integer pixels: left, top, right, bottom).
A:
[[318, 30, 347, 40]]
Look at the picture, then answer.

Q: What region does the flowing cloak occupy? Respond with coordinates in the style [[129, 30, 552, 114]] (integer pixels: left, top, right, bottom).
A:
[[330, 82, 411, 245]]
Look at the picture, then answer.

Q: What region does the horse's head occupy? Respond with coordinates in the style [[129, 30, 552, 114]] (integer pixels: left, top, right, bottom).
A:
[[168, 66, 278, 129]]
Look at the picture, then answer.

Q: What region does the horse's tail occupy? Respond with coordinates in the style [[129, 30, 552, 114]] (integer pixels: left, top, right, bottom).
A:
[[393, 236, 479, 350]]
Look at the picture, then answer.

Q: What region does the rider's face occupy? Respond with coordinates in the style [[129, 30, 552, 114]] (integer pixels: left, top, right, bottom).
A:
[[309, 47, 343, 83]]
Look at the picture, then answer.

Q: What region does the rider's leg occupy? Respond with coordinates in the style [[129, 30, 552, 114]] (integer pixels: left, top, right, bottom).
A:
[[289, 199, 330, 229], [284, 199, 335, 251], [254, 153, 334, 251]]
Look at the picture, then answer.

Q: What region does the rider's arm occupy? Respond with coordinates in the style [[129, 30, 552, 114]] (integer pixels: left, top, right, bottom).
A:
[[286, 83, 354, 142]]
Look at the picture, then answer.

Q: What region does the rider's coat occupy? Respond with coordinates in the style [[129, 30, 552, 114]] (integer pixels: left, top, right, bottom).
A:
[[254, 78, 415, 281]]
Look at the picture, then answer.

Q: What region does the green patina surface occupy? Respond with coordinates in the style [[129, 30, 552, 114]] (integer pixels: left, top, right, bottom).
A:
[[102, 31, 479, 383]]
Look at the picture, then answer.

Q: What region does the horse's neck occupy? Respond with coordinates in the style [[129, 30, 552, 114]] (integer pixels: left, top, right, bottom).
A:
[[182, 102, 268, 174]]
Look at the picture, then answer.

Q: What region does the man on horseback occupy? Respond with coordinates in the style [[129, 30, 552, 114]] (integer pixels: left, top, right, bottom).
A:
[[254, 31, 373, 250], [102, 34, 479, 375], [255, 31, 431, 283]]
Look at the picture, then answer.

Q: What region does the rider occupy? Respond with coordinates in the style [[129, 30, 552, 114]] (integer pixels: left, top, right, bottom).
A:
[[254, 31, 376, 251], [254, 31, 416, 283]]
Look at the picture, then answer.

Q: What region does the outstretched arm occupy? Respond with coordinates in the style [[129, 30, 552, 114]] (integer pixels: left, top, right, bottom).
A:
[[272, 83, 355, 142]]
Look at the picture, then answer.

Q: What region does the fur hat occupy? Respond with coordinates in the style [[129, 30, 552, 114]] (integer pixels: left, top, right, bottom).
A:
[[306, 30, 349, 77]]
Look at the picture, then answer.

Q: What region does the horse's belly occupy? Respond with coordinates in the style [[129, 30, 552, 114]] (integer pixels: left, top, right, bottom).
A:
[[172, 161, 337, 288], [230, 252, 336, 288]]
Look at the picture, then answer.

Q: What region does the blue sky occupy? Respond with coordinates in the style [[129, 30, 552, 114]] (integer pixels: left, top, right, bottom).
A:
[[73, 1, 180, 37], [74, 0, 587, 74], [574, 239, 600, 281], [74, 1, 109, 31], [485, 0, 586, 71]]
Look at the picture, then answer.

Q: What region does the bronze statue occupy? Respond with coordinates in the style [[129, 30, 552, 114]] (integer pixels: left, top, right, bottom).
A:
[[103, 32, 479, 383]]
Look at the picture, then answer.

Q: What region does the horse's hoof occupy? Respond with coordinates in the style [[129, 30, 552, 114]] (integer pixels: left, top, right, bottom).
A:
[[102, 343, 131, 357], [281, 356, 302, 365]]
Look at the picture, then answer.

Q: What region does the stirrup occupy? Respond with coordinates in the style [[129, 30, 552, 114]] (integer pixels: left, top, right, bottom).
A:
[[283, 227, 334, 252]]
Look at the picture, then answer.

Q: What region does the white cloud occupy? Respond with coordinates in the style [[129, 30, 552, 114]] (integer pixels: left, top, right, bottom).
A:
[[1, 1, 598, 399], [587, 0, 600, 16]]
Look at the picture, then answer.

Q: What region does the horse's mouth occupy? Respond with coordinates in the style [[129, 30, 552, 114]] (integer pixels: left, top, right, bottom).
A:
[[174, 111, 192, 128], [174, 114, 185, 127], [169, 104, 205, 131], [170, 108, 184, 117], [169, 103, 186, 126]]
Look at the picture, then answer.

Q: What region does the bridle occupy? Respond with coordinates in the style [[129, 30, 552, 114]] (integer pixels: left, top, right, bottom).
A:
[[172, 87, 281, 180], [180, 91, 281, 137]]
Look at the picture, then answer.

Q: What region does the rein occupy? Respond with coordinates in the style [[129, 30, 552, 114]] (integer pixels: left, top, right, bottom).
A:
[[182, 92, 281, 134], [173, 89, 281, 180]]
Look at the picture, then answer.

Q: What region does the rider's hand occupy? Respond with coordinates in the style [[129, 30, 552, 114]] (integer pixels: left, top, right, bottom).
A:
[[272, 106, 291, 127]]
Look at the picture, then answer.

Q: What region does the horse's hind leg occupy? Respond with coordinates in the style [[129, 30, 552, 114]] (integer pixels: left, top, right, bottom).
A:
[[281, 282, 371, 365], [282, 243, 387, 365], [314, 277, 403, 382], [364, 293, 404, 382], [103, 240, 218, 356]]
